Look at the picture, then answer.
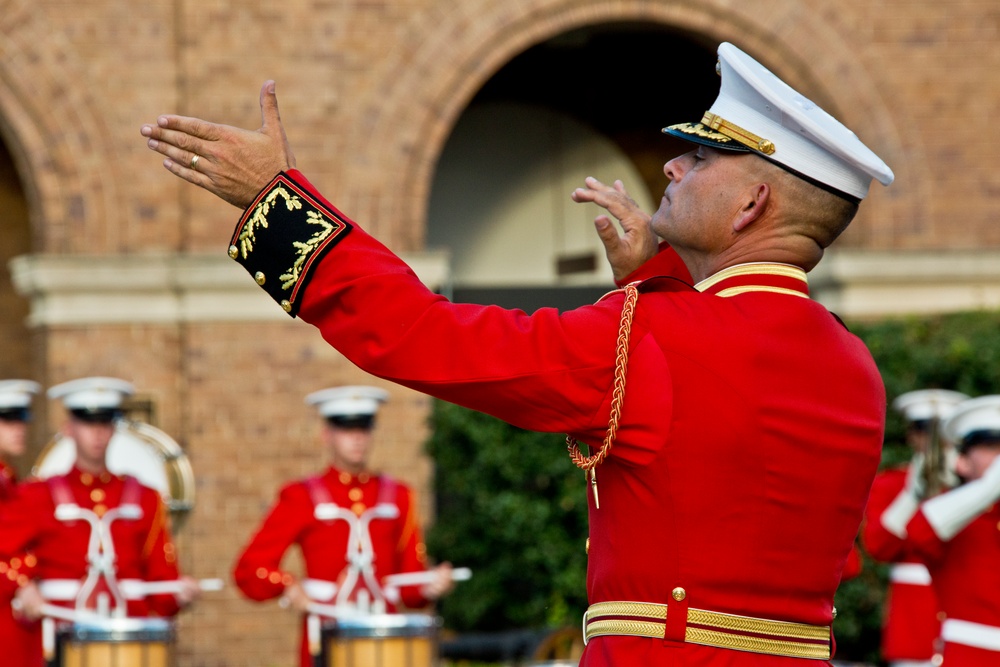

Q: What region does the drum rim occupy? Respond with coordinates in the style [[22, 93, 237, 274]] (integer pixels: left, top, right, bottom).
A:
[[59, 616, 175, 642], [323, 613, 441, 638]]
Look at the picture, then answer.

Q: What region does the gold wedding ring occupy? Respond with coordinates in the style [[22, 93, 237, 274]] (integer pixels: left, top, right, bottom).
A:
[[190, 154, 200, 170]]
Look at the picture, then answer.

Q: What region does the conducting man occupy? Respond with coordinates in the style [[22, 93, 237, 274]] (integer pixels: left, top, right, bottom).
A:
[[142, 42, 893, 665]]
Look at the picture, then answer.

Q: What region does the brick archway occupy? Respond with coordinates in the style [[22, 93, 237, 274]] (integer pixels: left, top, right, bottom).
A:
[[340, 0, 914, 252], [0, 1, 123, 254]]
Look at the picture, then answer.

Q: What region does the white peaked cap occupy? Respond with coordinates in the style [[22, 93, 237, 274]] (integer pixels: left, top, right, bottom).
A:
[[47, 377, 135, 411], [892, 389, 970, 423], [663, 42, 894, 200], [941, 395, 1000, 444], [0, 380, 42, 409], [306, 385, 390, 418]]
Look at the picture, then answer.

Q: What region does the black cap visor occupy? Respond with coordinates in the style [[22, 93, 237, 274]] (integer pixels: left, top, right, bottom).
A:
[[326, 414, 375, 430], [0, 407, 30, 422], [70, 408, 120, 424]]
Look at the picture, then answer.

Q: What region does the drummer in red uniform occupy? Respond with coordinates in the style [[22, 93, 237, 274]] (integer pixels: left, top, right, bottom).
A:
[[143, 41, 894, 665], [0, 380, 40, 503], [862, 389, 967, 667], [0, 380, 42, 667], [0, 377, 200, 667], [904, 395, 1000, 666], [234, 385, 454, 667]]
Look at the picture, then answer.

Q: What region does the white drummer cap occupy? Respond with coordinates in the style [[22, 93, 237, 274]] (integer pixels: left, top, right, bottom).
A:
[[892, 389, 970, 423], [0, 380, 42, 410], [941, 395, 1000, 448], [663, 42, 893, 201], [306, 385, 389, 426], [48, 377, 135, 421]]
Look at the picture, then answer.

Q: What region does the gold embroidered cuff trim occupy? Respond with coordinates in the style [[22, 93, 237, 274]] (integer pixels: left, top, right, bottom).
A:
[[701, 111, 776, 155], [695, 263, 807, 293], [230, 172, 352, 317], [585, 600, 831, 660]]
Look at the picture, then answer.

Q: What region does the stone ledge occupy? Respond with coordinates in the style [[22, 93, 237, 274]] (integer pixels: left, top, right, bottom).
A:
[[10, 251, 451, 326], [811, 249, 1000, 318]]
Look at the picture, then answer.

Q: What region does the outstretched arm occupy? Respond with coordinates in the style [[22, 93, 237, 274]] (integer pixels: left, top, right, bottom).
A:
[[571, 177, 659, 282], [140, 80, 295, 209]]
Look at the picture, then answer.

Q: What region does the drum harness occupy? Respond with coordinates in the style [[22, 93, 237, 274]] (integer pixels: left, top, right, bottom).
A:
[[43, 474, 145, 617], [304, 475, 400, 613]]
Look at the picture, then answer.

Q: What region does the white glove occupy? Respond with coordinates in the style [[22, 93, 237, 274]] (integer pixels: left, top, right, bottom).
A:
[[880, 454, 924, 539], [923, 454, 1000, 541]]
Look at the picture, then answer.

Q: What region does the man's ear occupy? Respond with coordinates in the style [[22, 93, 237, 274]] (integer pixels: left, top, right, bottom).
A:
[[732, 182, 770, 232]]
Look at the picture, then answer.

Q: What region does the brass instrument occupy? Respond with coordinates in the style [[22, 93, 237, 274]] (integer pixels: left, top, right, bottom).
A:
[[893, 389, 969, 499]]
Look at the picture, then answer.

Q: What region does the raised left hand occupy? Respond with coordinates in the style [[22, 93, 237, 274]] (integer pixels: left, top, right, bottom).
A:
[[140, 80, 296, 209]]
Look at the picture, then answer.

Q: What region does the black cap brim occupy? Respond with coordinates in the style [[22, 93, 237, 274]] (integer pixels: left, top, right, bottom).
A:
[[70, 408, 120, 424], [0, 408, 30, 422], [326, 414, 375, 430], [662, 123, 753, 153]]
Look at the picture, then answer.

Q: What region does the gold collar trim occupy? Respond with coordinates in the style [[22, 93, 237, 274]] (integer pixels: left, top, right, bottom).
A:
[[695, 263, 807, 293]]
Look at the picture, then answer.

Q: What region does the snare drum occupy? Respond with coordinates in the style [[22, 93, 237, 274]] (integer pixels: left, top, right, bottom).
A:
[[55, 617, 174, 667], [322, 614, 440, 667]]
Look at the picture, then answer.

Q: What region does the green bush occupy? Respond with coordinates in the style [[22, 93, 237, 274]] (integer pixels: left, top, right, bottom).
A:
[[425, 400, 589, 632], [426, 310, 1000, 663]]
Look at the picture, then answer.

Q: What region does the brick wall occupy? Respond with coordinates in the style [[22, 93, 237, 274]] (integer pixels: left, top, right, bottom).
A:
[[1, 1, 998, 664]]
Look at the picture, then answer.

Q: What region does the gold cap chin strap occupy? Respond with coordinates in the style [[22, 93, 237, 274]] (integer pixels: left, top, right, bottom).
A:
[[701, 111, 776, 155]]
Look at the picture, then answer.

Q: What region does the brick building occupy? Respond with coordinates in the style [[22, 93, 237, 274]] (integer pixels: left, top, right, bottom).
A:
[[0, 1, 998, 664]]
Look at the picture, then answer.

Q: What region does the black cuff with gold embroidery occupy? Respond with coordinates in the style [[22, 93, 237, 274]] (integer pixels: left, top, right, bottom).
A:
[[229, 172, 352, 317]]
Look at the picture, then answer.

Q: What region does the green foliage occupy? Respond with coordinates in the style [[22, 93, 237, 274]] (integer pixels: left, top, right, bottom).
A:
[[833, 310, 1000, 663], [425, 401, 589, 632]]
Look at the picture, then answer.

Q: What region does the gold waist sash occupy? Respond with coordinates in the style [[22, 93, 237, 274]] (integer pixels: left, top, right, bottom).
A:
[[584, 600, 831, 660]]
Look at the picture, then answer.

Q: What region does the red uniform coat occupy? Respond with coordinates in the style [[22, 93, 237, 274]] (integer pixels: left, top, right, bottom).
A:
[[0, 460, 16, 503], [907, 503, 1000, 666], [861, 466, 942, 662], [234, 466, 431, 667], [0, 466, 183, 667], [234, 171, 887, 666], [0, 460, 41, 667]]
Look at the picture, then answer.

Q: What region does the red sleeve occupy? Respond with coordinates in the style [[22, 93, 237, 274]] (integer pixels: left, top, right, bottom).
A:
[[840, 545, 863, 581], [233, 483, 308, 601], [139, 492, 183, 616], [616, 241, 693, 286], [288, 171, 623, 443], [391, 486, 431, 609], [0, 482, 51, 599], [903, 509, 947, 566], [860, 468, 913, 562]]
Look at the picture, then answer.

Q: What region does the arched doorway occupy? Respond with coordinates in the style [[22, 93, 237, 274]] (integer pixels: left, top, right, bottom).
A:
[[427, 25, 715, 310], [0, 139, 33, 380]]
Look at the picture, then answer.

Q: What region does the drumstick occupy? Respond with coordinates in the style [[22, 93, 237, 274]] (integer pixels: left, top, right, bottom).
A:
[[121, 578, 225, 596], [12, 600, 103, 624], [382, 567, 472, 588]]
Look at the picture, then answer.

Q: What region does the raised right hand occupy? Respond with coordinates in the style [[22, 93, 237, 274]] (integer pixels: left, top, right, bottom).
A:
[[571, 177, 658, 282]]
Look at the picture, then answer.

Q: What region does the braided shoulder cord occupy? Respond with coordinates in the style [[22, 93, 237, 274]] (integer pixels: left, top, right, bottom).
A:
[[567, 282, 639, 471]]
